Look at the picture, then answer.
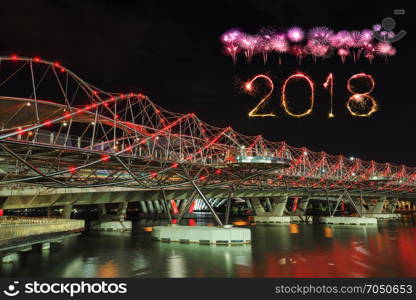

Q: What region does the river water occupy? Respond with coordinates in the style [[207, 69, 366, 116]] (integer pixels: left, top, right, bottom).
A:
[[2, 216, 416, 277]]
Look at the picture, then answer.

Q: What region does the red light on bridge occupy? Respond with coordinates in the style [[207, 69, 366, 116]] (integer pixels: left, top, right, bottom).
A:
[[54, 62, 60, 67], [171, 163, 179, 168], [101, 155, 110, 162], [64, 112, 71, 119], [43, 120, 52, 127], [69, 167, 77, 174], [150, 171, 157, 178], [199, 175, 206, 181], [33, 56, 40, 62], [215, 169, 222, 175], [11, 54, 18, 61]]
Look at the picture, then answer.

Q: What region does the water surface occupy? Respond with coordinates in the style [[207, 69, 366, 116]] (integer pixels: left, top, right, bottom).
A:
[[2, 216, 416, 277]]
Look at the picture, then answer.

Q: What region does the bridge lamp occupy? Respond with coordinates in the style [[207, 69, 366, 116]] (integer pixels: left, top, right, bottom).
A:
[[26, 102, 31, 107], [303, 151, 308, 156], [352, 172, 356, 176], [62, 122, 68, 127], [349, 156, 355, 161]]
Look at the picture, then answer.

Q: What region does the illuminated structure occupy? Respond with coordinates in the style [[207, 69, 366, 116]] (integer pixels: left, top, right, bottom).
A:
[[0, 56, 414, 226]]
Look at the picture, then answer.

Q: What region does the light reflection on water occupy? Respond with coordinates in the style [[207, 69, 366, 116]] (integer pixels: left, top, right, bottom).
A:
[[2, 216, 416, 278]]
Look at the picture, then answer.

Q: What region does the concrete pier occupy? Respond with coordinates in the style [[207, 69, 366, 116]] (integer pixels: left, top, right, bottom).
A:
[[255, 216, 291, 223], [363, 213, 401, 219], [151, 225, 251, 245], [319, 216, 377, 225], [290, 215, 313, 223], [41, 242, 51, 250], [91, 220, 132, 231], [2, 253, 18, 264]]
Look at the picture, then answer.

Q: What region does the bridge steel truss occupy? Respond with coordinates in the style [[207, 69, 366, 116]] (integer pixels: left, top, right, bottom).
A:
[[0, 56, 415, 222]]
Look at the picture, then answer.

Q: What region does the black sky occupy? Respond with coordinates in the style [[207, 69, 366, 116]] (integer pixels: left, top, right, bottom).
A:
[[1, 0, 415, 165]]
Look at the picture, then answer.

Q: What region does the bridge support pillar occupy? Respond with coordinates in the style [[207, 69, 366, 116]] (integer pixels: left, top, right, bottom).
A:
[[364, 197, 401, 219], [62, 204, 72, 219], [271, 195, 288, 217], [47, 206, 53, 218], [97, 204, 107, 218], [153, 201, 162, 214], [116, 202, 128, 221], [246, 198, 253, 211], [254, 195, 290, 223], [147, 201, 155, 214], [179, 200, 188, 214], [91, 202, 131, 231], [140, 201, 148, 214], [265, 198, 273, 212], [371, 196, 386, 214], [251, 198, 265, 216], [387, 198, 399, 213], [297, 196, 310, 216]]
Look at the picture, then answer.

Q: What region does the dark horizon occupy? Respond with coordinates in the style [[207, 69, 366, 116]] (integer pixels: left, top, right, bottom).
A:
[[1, 0, 414, 166]]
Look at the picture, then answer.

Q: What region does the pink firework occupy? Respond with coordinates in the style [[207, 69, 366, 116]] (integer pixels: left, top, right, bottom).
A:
[[291, 45, 306, 63], [308, 26, 333, 44], [306, 40, 329, 58], [221, 29, 242, 43], [376, 42, 396, 56], [339, 31, 354, 47], [337, 48, 350, 63], [270, 34, 289, 53], [364, 51, 375, 63], [287, 27, 305, 42], [260, 34, 273, 64], [350, 31, 363, 48], [238, 34, 260, 63], [221, 29, 242, 64], [220, 25, 400, 64]]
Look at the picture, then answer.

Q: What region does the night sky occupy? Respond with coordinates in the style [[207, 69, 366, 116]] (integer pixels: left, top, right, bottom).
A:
[[1, 1, 414, 165]]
